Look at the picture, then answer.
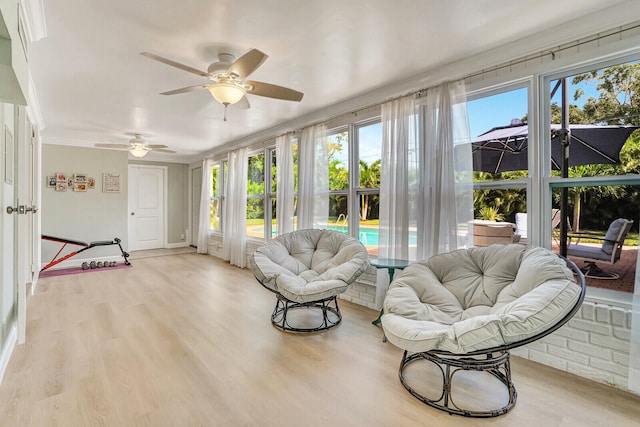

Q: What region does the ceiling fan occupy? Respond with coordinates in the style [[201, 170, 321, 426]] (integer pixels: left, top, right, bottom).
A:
[[140, 48, 304, 120], [95, 134, 175, 158]]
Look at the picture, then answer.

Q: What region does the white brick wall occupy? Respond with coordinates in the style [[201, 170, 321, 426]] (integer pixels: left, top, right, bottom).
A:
[[340, 268, 378, 309], [206, 235, 638, 396], [512, 300, 634, 394]]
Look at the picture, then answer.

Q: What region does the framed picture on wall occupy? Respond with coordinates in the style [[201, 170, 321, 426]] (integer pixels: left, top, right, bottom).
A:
[[102, 173, 120, 193], [73, 174, 87, 183], [56, 182, 67, 192], [56, 173, 66, 182], [88, 177, 95, 189], [47, 175, 57, 188], [74, 183, 87, 192]]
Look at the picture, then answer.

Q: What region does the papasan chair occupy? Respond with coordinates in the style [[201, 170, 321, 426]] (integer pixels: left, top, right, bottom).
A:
[[249, 229, 369, 332], [381, 244, 585, 417]]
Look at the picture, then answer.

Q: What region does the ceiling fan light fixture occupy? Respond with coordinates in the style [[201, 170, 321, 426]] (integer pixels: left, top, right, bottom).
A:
[[129, 145, 149, 158], [208, 82, 246, 105]]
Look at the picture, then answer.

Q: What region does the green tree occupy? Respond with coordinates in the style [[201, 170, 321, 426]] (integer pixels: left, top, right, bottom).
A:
[[573, 63, 640, 126], [247, 154, 265, 220], [327, 132, 349, 218], [566, 64, 640, 230], [359, 159, 381, 220]]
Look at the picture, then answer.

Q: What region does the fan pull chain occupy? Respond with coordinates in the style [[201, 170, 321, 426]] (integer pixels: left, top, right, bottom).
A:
[[223, 103, 229, 122]]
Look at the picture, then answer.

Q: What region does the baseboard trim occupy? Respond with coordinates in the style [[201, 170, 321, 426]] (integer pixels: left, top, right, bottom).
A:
[[0, 323, 17, 386], [165, 242, 190, 249]]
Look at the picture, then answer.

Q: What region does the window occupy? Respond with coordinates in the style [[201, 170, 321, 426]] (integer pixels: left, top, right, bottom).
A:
[[546, 59, 640, 293], [327, 130, 349, 233], [247, 152, 265, 238], [321, 121, 384, 254], [356, 122, 382, 253], [467, 85, 529, 236], [210, 163, 223, 232]]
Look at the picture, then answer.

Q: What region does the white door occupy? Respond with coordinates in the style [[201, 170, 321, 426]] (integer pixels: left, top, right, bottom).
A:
[[128, 166, 165, 251], [191, 167, 201, 246], [1, 106, 16, 349], [16, 108, 35, 344]]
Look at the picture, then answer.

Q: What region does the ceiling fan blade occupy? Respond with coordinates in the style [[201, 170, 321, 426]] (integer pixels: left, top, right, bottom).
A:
[[160, 83, 212, 96], [147, 144, 169, 149], [140, 52, 209, 77], [227, 49, 268, 79], [95, 143, 131, 149], [245, 80, 304, 102], [153, 148, 176, 154]]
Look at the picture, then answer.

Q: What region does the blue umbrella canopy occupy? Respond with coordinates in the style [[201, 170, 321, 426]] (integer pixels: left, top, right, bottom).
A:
[[472, 123, 638, 174]]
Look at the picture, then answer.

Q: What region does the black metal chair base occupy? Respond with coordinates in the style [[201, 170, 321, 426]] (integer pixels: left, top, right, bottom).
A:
[[271, 293, 342, 333], [581, 262, 619, 279], [398, 350, 517, 418]]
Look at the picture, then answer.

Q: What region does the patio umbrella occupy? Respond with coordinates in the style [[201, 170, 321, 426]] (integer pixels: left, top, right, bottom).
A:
[[472, 123, 638, 174]]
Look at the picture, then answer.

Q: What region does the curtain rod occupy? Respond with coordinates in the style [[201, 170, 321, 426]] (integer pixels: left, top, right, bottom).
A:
[[209, 22, 640, 160], [463, 23, 640, 82], [290, 23, 640, 136]]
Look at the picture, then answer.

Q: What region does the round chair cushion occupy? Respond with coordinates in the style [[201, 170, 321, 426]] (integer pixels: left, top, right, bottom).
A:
[[250, 229, 369, 303], [381, 245, 581, 354]]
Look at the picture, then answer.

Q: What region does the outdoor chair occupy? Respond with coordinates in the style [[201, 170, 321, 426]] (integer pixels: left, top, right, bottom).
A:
[[515, 213, 527, 244], [516, 209, 569, 245], [566, 218, 634, 279], [551, 208, 574, 245], [381, 244, 585, 417], [249, 229, 369, 332]]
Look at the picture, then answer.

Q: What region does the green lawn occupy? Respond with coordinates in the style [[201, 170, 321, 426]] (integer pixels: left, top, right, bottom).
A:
[[568, 230, 638, 246]]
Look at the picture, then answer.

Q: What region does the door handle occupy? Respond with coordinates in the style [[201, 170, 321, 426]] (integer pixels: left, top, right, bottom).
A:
[[6, 205, 26, 214], [131, 212, 135, 216]]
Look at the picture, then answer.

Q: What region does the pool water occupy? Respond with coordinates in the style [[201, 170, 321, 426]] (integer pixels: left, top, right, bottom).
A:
[[250, 224, 417, 247]]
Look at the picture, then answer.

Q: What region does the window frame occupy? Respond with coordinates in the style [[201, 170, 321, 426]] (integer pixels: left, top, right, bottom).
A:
[[245, 150, 267, 240], [209, 161, 225, 234], [465, 80, 534, 244], [539, 53, 640, 247], [353, 119, 383, 252]]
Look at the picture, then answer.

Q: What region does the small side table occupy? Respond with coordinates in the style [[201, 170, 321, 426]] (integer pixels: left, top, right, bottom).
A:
[[370, 258, 412, 327]]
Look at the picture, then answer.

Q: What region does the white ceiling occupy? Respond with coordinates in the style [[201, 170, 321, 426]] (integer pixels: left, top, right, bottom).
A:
[[30, 0, 635, 163]]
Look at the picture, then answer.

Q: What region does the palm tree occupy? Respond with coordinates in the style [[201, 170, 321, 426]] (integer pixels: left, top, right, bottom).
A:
[[359, 159, 381, 220]]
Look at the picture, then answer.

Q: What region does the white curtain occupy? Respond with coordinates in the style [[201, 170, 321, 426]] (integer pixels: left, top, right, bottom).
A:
[[196, 158, 214, 254], [378, 95, 417, 260], [417, 80, 474, 259], [628, 214, 640, 393], [298, 124, 329, 230], [275, 134, 295, 235], [222, 147, 248, 268]]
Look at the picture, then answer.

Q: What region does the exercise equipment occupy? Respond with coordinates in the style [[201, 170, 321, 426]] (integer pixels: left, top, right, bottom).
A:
[[41, 235, 131, 272]]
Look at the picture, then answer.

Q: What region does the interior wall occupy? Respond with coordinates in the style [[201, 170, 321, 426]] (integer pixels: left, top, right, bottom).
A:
[[129, 160, 188, 245], [41, 145, 128, 265]]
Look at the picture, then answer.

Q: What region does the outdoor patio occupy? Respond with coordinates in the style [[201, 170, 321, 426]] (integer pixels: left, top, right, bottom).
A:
[[556, 243, 636, 293]]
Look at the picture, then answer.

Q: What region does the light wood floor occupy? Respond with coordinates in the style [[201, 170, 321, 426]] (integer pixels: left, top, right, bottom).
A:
[[1, 253, 639, 426]]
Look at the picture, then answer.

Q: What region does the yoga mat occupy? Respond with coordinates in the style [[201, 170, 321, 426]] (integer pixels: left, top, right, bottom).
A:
[[40, 262, 132, 278]]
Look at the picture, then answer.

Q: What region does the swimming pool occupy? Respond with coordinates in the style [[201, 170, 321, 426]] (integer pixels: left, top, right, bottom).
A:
[[249, 224, 417, 248]]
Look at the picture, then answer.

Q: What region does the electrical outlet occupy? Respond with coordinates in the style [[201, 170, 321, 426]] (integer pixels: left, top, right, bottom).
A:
[[180, 233, 185, 240]]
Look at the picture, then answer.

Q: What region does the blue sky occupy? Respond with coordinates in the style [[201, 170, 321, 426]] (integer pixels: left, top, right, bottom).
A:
[[337, 73, 606, 167]]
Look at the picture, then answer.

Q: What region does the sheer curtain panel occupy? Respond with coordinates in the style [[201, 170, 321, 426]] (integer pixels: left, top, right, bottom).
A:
[[275, 134, 295, 235], [197, 159, 214, 254], [298, 124, 329, 230], [417, 80, 473, 260], [222, 148, 248, 268], [378, 95, 418, 260]]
